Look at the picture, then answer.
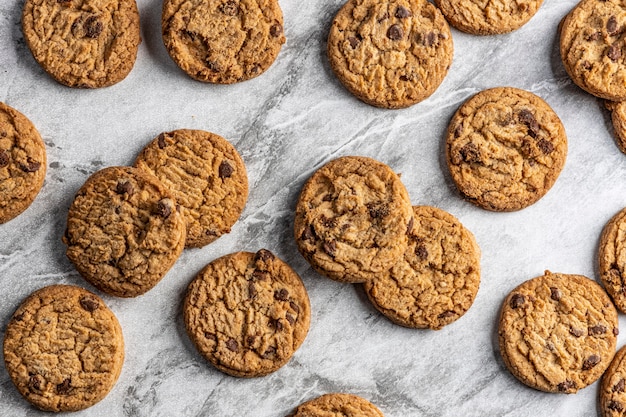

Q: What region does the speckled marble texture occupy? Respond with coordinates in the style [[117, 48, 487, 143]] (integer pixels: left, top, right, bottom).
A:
[[1, 0, 625, 416]]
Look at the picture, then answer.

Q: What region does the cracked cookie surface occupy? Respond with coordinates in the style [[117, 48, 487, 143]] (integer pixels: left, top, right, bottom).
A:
[[605, 101, 626, 154], [327, 0, 453, 109], [498, 271, 618, 394], [601, 345, 626, 417], [134, 129, 248, 248], [446, 87, 567, 211], [162, 0, 286, 83], [3, 285, 124, 412], [560, 0, 626, 101], [363, 205, 480, 330], [63, 166, 186, 297], [22, 0, 141, 88], [0, 102, 46, 224], [287, 393, 385, 417], [184, 250, 310, 377], [433, 0, 543, 35], [294, 156, 412, 283], [598, 206, 626, 313]]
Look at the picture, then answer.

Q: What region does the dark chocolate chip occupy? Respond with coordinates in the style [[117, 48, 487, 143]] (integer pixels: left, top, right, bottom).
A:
[[246, 335, 256, 346], [459, 142, 481, 163], [569, 327, 584, 338], [157, 133, 167, 149], [323, 240, 337, 257], [518, 109, 540, 137], [289, 301, 300, 313], [454, 124, 463, 138], [204, 332, 217, 342], [608, 43, 622, 62], [274, 319, 284, 331], [557, 380, 576, 392], [608, 16, 619, 36], [589, 324, 607, 336], [252, 270, 270, 281], [549, 287, 562, 301], [263, 346, 277, 358], [19, 157, 40, 173], [301, 224, 316, 241], [395, 6, 412, 18], [56, 378, 71, 395], [438, 310, 455, 319], [270, 24, 283, 37], [509, 293, 525, 309], [0, 150, 8, 167], [219, 0, 238, 15], [582, 60, 593, 70], [286, 314, 295, 325], [28, 374, 43, 392], [218, 161, 234, 179], [614, 327, 620, 336], [608, 401, 624, 412], [226, 338, 239, 352], [587, 31, 602, 41], [274, 288, 289, 301], [407, 217, 414, 234], [248, 282, 257, 299], [79, 296, 99, 312], [537, 139, 554, 155], [367, 202, 390, 219], [115, 181, 133, 195], [415, 244, 428, 260], [254, 249, 275, 263], [156, 200, 172, 218], [84, 16, 103, 38], [582, 354, 601, 370], [614, 379, 626, 393], [422, 32, 437, 47], [348, 36, 360, 49], [387, 24, 403, 40]]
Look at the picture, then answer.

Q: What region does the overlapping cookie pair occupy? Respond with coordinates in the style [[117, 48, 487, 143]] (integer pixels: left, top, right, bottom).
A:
[[21, 0, 285, 88], [294, 155, 481, 330]]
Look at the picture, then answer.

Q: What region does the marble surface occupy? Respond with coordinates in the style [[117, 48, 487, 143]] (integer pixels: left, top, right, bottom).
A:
[[1, 0, 626, 416]]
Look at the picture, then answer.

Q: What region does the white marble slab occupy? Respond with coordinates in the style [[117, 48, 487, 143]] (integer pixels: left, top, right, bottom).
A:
[[1, 0, 625, 416]]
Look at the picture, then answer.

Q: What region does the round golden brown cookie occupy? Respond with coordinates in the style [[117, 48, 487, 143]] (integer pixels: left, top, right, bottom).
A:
[[184, 250, 310, 377], [0, 102, 46, 224], [605, 101, 626, 154], [294, 156, 412, 284], [22, 0, 141, 88], [445, 87, 567, 211], [498, 271, 618, 394], [63, 166, 186, 297], [162, 0, 286, 84], [327, 0, 453, 109], [363, 205, 480, 330], [598, 206, 626, 313], [560, 0, 626, 101], [3, 285, 124, 412], [287, 393, 385, 417], [134, 129, 248, 248], [433, 0, 543, 35], [601, 345, 626, 416]]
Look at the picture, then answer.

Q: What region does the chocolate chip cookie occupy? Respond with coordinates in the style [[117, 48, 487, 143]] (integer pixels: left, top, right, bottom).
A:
[[287, 393, 385, 417], [294, 156, 413, 283], [63, 166, 186, 297], [446, 87, 567, 211], [433, 0, 544, 35], [184, 250, 310, 377], [605, 101, 626, 154], [363, 205, 480, 330], [162, 0, 286, 83], [3, 285, 124, 412], [601, 345, 626, 417], [598, 206, 626, 313], [560, 0, 626, 101], [134, 129, 248, 248], [327, 0, 453, 109], [0, 102, 46, 224], [22, 0, 141, 88], [498, 271, 618, 393]]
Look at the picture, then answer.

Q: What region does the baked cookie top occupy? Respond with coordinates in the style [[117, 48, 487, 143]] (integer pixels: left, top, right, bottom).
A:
[[63, 166, 186, 297], [3, 285, 124, 412], [598, 206, 626, 313], [560, 0, 626, 101], [134, 129, 248, 248], [184, 250, 310, 377], [162, 0, 286, 84], [0, 102, 46, 224], [363, 205, 480, 330], [433, 0, 543, 35], [605, 101, 626, 154], [446, 87, 567, 211], [294, 156, 412, 283], [288, 393, 385, 417], [327, 0, 453, 109], [601, 345, 626, 417], [22, 0, 141, 88], [498, 271, 618, 394]]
